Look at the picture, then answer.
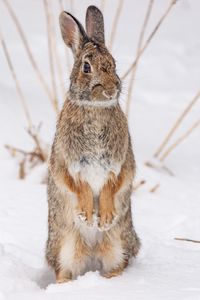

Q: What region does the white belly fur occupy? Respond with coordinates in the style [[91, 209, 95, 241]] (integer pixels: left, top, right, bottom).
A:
[[68, 161, 121, 246], [68, 161, 121, 196]]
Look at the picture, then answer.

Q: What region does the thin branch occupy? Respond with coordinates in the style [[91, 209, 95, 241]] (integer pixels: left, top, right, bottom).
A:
[[149, 183, 160, 193], [43, 0, 59, 113], [2, 0, 56, 111], [160, 119, 200, 162], [47, 0, 65, 100], [59, 0, 65, 11], [100, 0, 106, 13], [59, 0, 71, 75], [174, 238, 200, 244], [27, 126, 47, 162], [5, 144, 45, 161], [125, 0, 155, 117], [145, 161, 174, 176], [108, 0, 124, 51], [154, 90, 200, 158], [19, 158, 26, 179], [133, 180, 146, 191], [122, 0, 177, 80], [69, 0, 74, 14], [0, 28, 32, 128]]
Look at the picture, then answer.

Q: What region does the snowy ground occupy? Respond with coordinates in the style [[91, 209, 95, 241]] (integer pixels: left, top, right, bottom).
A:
[[0, 0, 200, 299]]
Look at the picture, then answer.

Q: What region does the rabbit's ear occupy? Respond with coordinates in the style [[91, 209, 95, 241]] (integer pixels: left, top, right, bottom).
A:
[[59, 11, 88, 56], [85, 6, 105, 44]]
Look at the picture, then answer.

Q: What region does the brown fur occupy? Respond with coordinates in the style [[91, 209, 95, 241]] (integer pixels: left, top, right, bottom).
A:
[[46, 6, 140, 282]]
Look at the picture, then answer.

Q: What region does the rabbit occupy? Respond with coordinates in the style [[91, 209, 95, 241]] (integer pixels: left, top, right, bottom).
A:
[[46, 5, 140, 283]]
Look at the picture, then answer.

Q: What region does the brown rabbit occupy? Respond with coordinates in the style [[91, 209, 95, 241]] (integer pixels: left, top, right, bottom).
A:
[[46, 5, 140, 283]]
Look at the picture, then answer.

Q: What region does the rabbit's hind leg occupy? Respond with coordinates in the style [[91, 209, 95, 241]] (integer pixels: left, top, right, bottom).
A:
[[96, 230, 128, 278], [57, 230, 91, 282]]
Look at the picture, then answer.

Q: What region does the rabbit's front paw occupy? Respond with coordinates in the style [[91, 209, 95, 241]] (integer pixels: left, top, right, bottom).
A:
[[98, 196, 118, 231], [77, 185, 93, 225], [76, 205, 94, 226], [77, 210, 96, 226]]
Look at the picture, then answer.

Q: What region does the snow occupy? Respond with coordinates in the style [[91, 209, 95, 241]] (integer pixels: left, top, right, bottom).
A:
[[0, 0, 200, 299]]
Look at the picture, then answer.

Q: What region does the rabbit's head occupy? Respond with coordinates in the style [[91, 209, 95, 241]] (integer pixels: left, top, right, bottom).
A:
[[59, 6, 121, 103]]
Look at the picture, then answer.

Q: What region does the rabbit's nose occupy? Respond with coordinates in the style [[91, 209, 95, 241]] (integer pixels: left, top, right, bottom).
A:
[[103, 89, 118, 99]]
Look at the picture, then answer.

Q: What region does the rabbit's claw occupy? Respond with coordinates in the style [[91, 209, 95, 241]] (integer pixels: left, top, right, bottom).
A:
[[77, 210, 97, 227], [98, 213, 119, 231]]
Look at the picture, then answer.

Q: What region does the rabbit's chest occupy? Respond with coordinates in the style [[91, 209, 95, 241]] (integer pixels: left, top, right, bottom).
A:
[[68, 119, 123, 195], [68, 157, 120, 196]]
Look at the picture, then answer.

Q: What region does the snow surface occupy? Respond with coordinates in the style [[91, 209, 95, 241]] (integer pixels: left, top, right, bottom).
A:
[[0, 0, 200, 299]]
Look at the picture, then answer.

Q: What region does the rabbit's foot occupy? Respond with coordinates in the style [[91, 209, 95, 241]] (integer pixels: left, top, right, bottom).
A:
[[56, 269, 72, 284], [102, 260, 128, 278], [102, 266, 124, 278]]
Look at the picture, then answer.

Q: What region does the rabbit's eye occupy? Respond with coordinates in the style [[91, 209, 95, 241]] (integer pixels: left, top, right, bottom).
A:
[[83, 62, 91, 73]]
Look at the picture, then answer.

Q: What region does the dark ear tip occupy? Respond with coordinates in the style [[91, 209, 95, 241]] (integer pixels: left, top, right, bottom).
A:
[[87, 5, 102, 14]]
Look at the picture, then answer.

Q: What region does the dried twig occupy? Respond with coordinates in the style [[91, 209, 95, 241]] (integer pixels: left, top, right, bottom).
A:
[[5, 124, 47, 179], [133, 180, 146, 191], [27, 125, 47, 162], [160, 119, 200, 162], [122, 0, 177, 80], [174, 238, 200, 244], [0, 28, 32, 128], [43, 0, 59, 113], [126, 0, 155, 116], [69, 0, 74, 14], [2, 0, 57, 111], [59, 0, 64, 11], [47, 0, 65, 100], [149, 183, 160, 193], [5, 144, 45, 161], [19, 158, 26, 179], [108, 0, 124, 51], [58, 0, 71, 74], [100, 0, 106, 13], [154, 90, 200, 158], [145, 161, 174, 176]]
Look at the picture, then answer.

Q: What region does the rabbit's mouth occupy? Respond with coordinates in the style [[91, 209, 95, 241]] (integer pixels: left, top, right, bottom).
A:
[[91, 84, 119, 102]]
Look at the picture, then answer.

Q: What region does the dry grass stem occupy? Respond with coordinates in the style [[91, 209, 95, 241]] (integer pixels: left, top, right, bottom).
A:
[[145, 161, 174, 176], [154, 90, 200, 158], [5, 124, 48, 179], [108, 0, 124, 51], [0, 28, 32, 128], [5, 144, 45, 161], [133, 180, 146, 191], [47, 0, 65, 100], [122, 0, 177, 80], [100, 0, 106, 13], [149, 183, 160, 193], [125, 0, 155, 116], [174, 238, 200, 244], [69, 0, 74, 14], [27, 125, 47, 162], [5, 123, 47, 163], [58, 0, 71, 74], [19, 158, 26, 179], [59, 0, 65, 11], [43, 0, 59, 113], [160, 119, 200, 162], [2, 0, 57, 110]]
